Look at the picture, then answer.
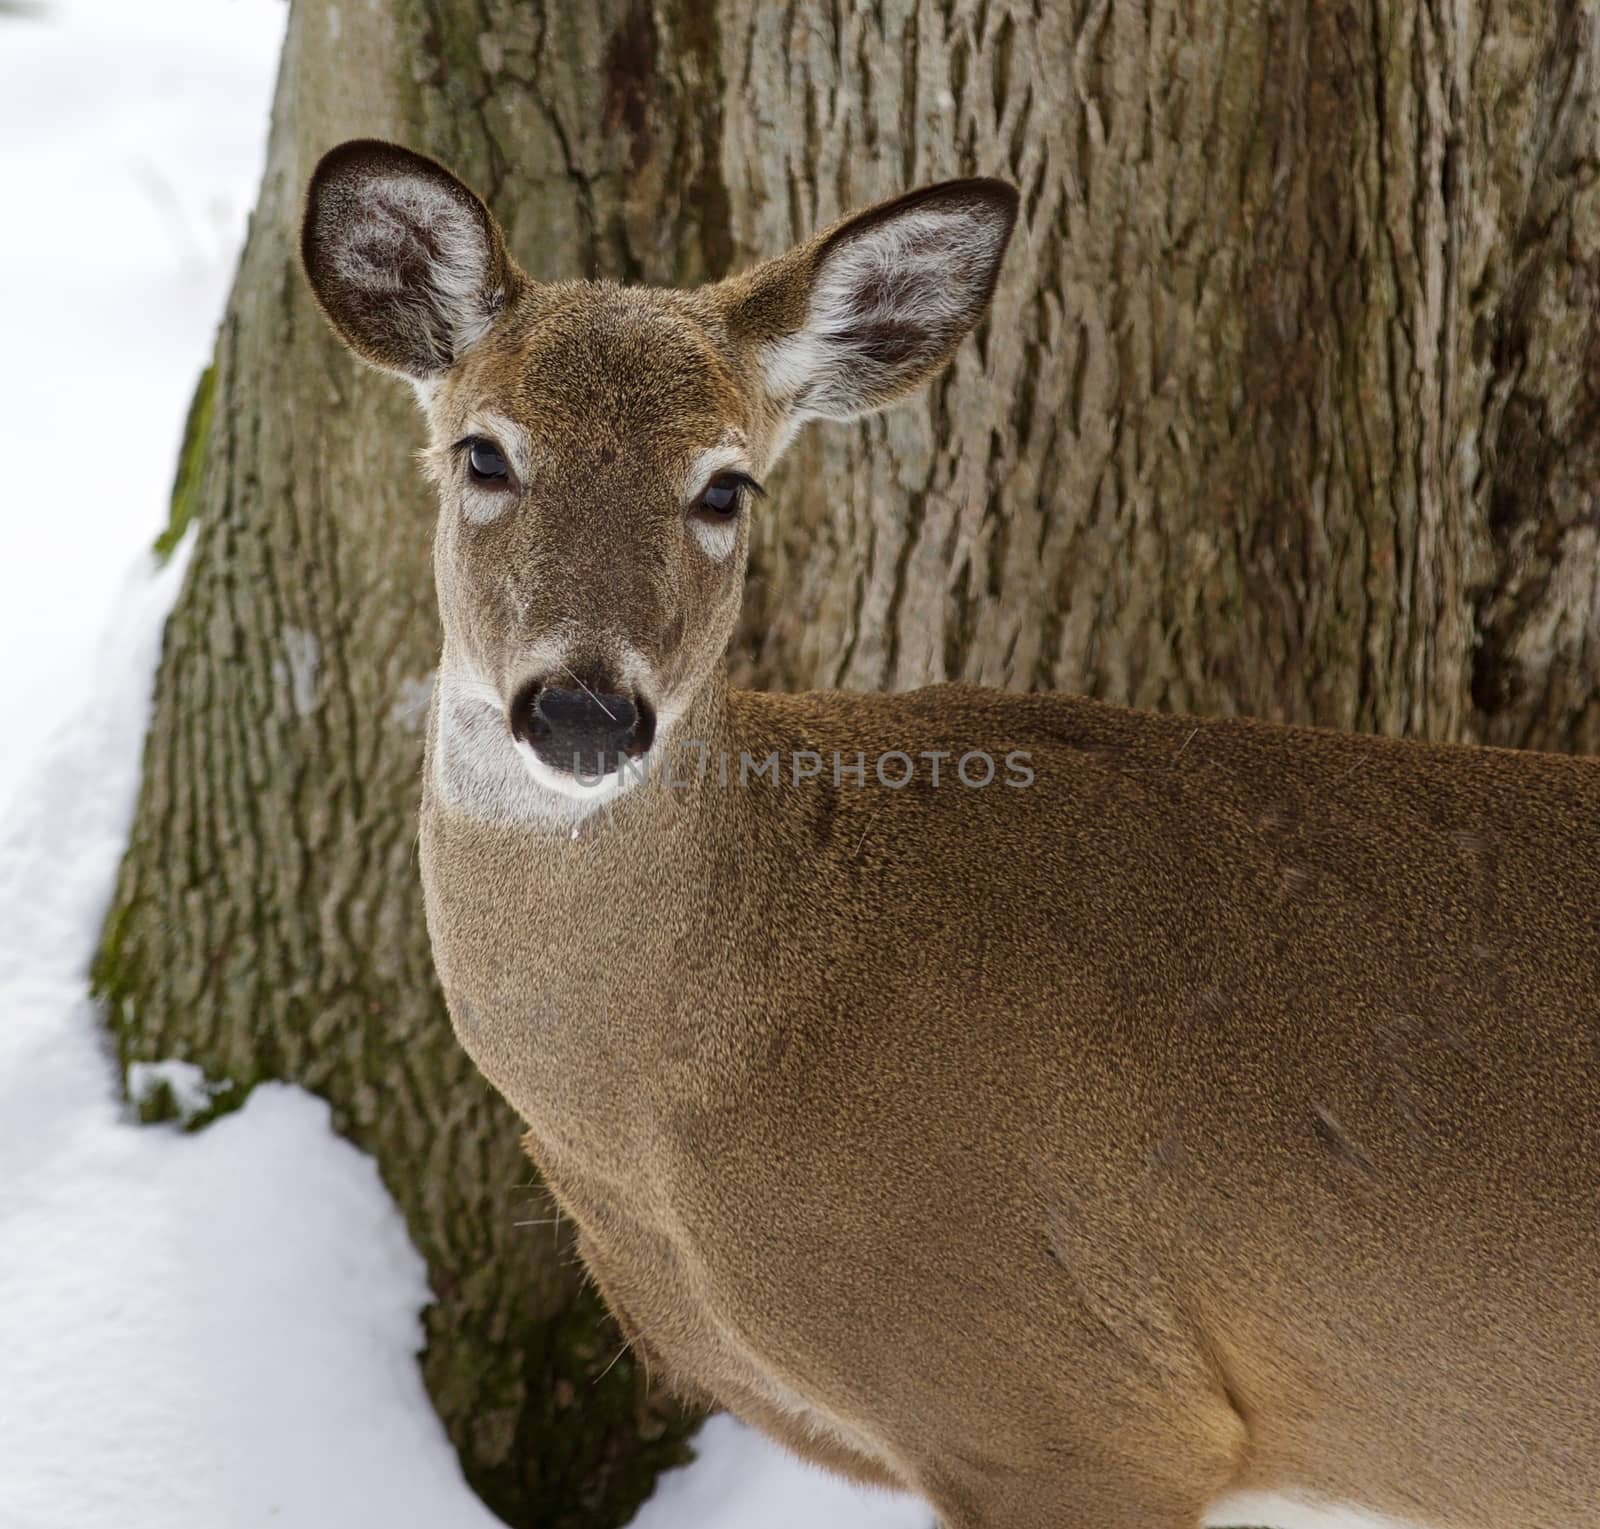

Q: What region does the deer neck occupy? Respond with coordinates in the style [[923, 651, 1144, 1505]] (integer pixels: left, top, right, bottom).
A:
[[421, 656, 767, 1158]]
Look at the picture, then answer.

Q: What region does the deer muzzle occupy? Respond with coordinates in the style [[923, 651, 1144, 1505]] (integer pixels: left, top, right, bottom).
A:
[[509, 679, 656, 780]]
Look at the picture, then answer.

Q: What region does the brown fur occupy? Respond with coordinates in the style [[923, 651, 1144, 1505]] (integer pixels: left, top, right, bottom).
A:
[[303, 142, 1600, 1529]]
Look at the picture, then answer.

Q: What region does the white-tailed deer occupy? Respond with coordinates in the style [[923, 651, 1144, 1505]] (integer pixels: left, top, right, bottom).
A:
[[302, 140, 1600, 1529]]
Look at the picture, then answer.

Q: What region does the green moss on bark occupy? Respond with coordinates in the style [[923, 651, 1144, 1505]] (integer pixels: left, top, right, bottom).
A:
[[153, 362, 215, 563]]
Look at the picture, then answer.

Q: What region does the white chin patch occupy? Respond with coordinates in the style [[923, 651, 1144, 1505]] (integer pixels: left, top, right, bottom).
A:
[[514, 739, 649, 810]]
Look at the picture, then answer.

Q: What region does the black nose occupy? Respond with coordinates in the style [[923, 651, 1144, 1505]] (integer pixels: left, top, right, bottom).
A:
[[509, 680, 655, 778]]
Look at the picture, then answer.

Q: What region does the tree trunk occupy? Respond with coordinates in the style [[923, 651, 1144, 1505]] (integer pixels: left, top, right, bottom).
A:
[[97, 0, 1600, 1525], [726, 0, 1600, 748]]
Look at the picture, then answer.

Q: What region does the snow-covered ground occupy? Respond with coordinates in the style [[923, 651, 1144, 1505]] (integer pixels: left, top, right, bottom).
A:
[[0, 4, 932, 1526]]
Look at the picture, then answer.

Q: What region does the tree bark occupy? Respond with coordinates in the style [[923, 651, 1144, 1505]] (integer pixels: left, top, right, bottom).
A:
[[727, 0, 1600, 749], [97, 0, 1599, 1524]]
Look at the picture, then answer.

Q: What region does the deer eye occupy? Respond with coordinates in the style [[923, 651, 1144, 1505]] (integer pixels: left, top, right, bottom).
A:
[[694, 472, 762, 518], [699, 476, 741, 515], [466, 438, 509, 482]]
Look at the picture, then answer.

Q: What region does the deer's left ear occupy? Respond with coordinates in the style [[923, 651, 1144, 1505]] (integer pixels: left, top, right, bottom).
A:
[[718, 178, 1019, 424]]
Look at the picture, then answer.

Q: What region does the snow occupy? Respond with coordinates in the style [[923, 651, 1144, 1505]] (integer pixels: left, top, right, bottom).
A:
[[0, 0, 287, 817], [631, 1415, 932, 1529], [0, 4, 932, 1527], [126, 1055, 230, 1120], [0, 533, 500, 1528]]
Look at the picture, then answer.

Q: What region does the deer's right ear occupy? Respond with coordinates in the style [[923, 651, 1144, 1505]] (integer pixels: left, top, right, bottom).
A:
[[301, 139, 521, 383]]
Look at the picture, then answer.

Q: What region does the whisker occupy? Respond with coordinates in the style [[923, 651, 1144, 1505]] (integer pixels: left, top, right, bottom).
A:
[[560, 661, 616, 721], [593, 1339, 634, 1384]]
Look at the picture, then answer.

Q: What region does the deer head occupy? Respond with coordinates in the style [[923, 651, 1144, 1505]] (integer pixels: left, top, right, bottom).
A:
[[302, 140, 1017, 811]]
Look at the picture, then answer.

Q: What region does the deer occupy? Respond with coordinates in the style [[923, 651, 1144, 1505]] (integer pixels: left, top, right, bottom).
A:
[[300, 138, 1600, 1529]]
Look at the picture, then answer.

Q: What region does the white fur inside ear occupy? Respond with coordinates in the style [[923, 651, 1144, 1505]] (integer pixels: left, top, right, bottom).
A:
[[325, 172, 502, 371], [761, 198, 1010, 420]]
